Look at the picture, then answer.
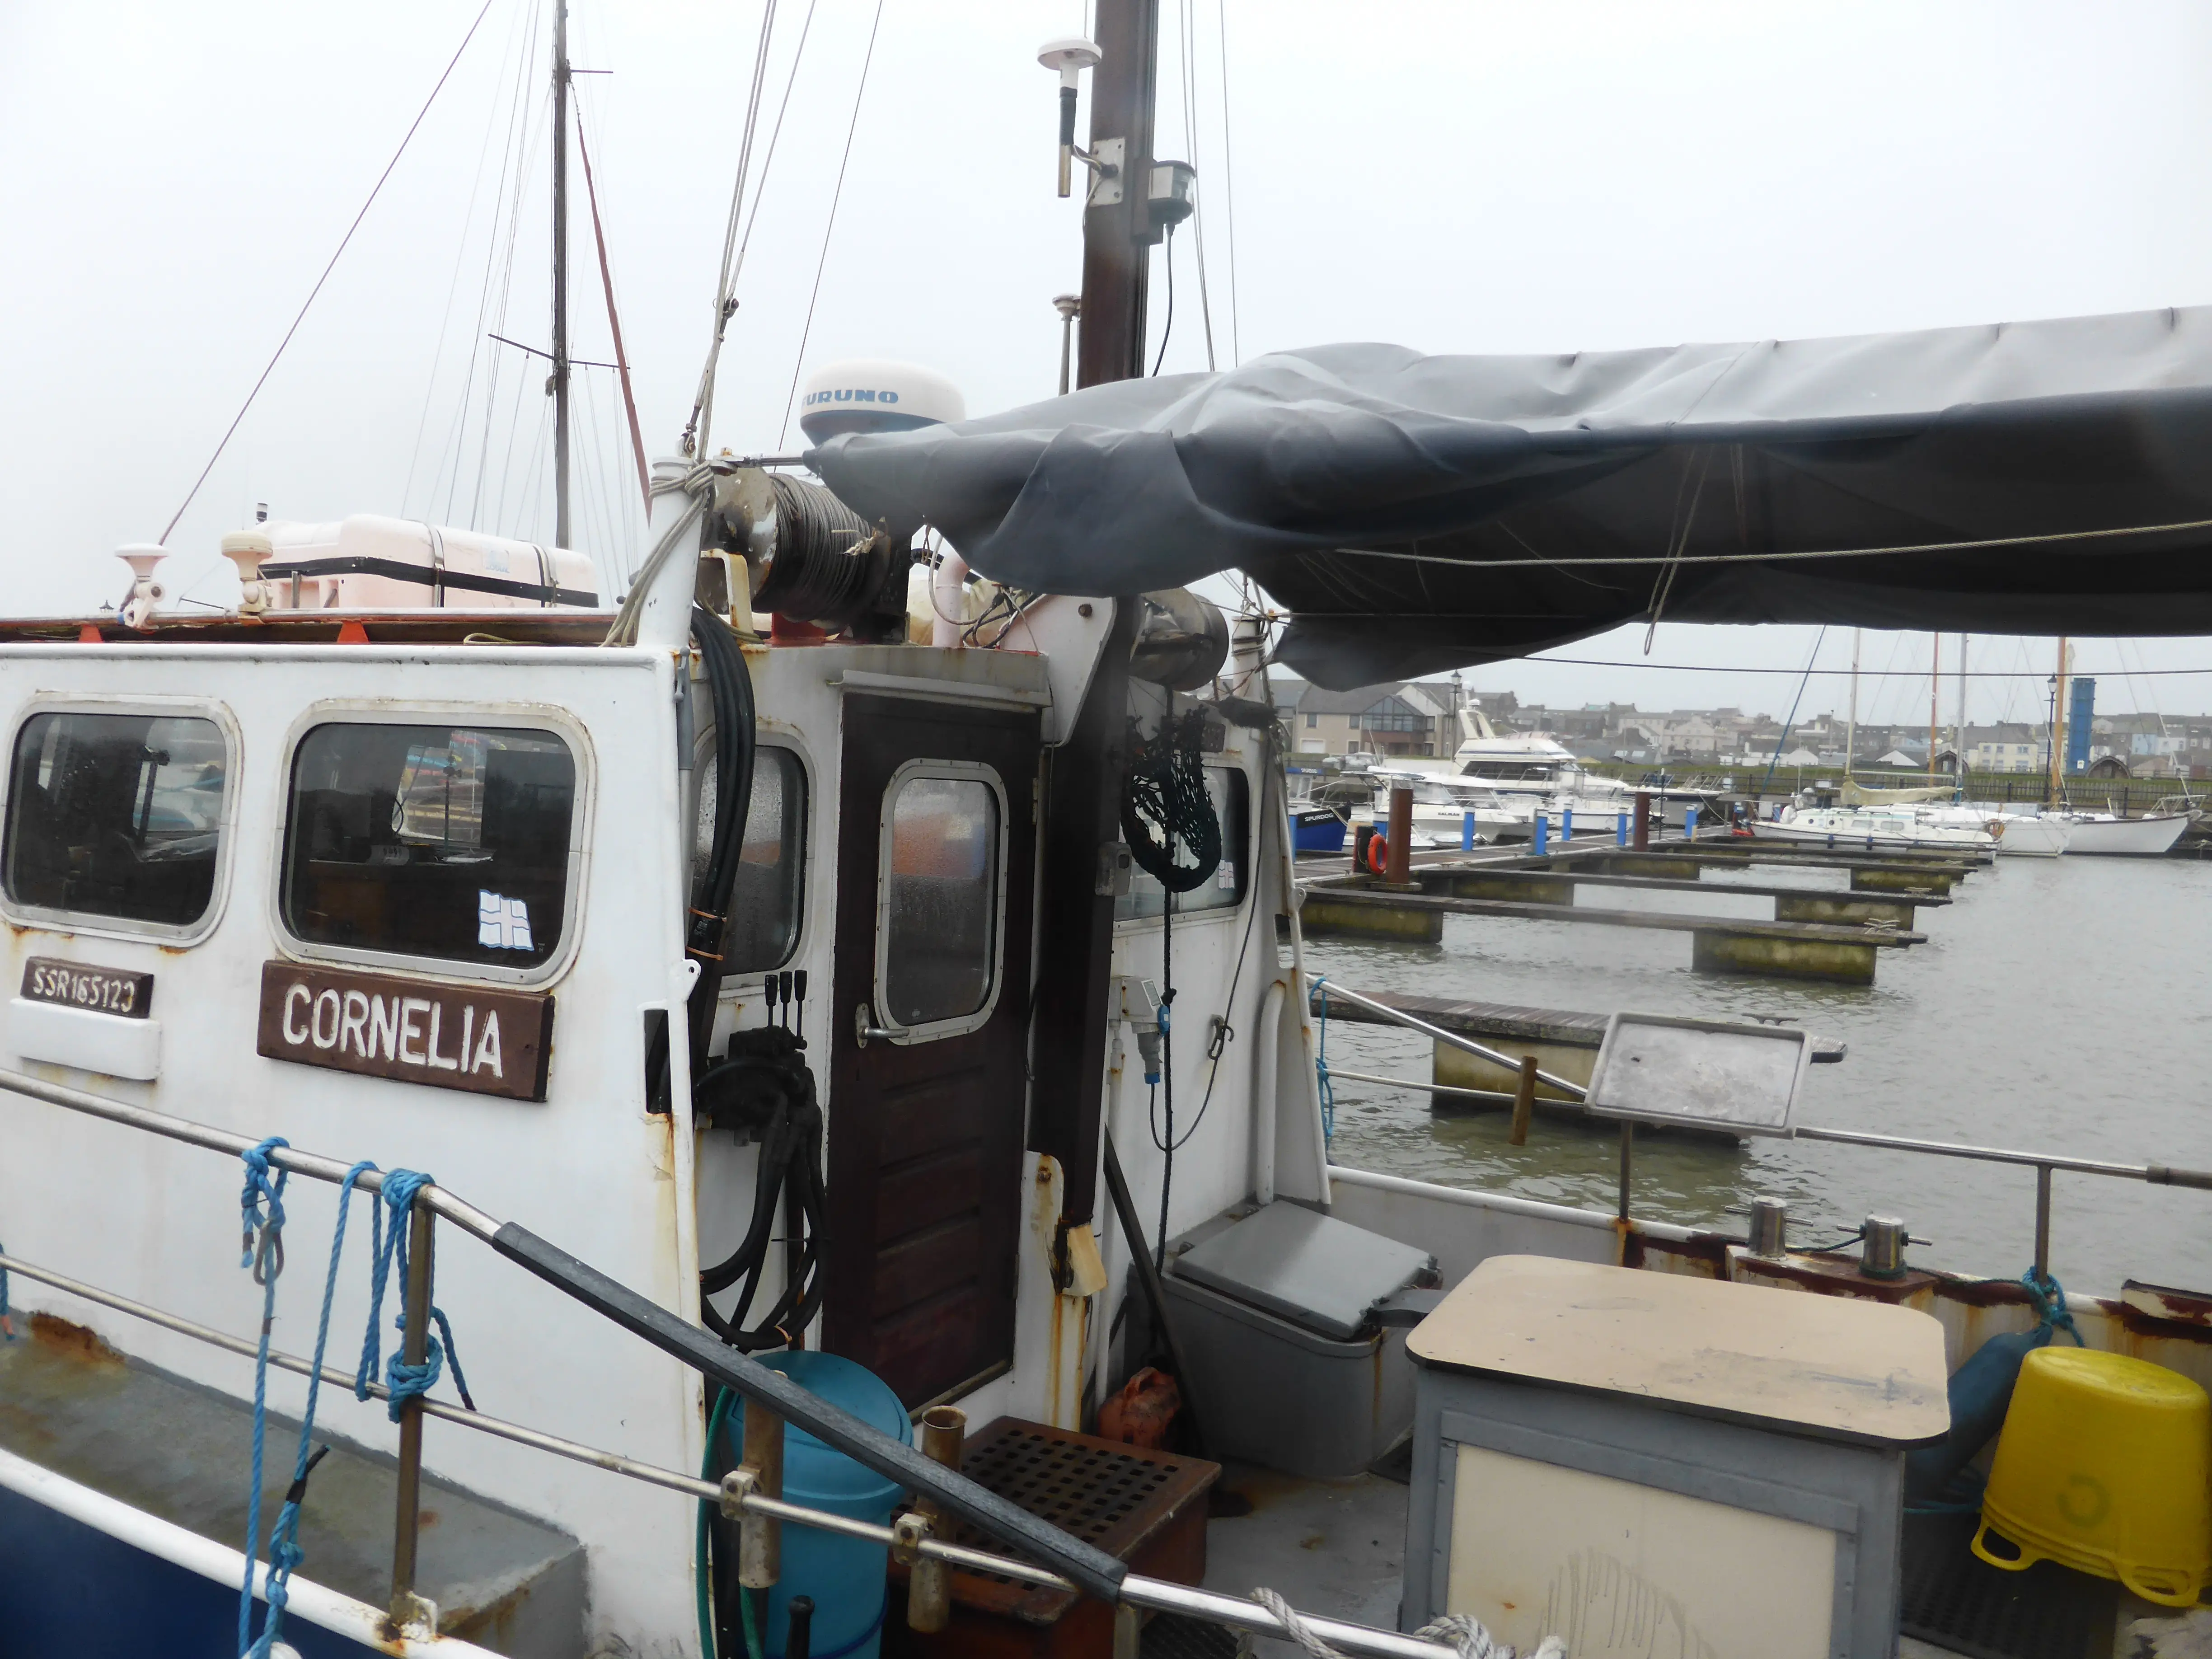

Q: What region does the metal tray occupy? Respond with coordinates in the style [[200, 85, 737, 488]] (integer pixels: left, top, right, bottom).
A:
[[1584, 1011, 1810, 1136]]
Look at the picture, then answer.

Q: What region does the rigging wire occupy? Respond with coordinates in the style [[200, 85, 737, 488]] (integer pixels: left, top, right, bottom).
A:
[[684, 0, 782, 460], [402, 0, 534, 520], [1508, 654, 2212, 678], [442, 0, 544, 527], [1317, 511, 2212, 572], [158, 0, 497, 544], [468, 80, 553, 530], [777, 0, 886, 449], [1149, 224, 1179, 376], [1176, 0, 1217, 370], [1215, 0, 1241, 366]]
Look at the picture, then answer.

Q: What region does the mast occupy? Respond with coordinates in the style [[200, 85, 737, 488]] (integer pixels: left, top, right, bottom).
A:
[[1076, 0, 1162, 385], [1929, 634, 1940, 779], [1955, 633, 1968, 791], [1030, 0, 1160, 1233], [2048, 636, 2071, 804], [551, 0, 572, 550], [1846, 627, 1861, 783]]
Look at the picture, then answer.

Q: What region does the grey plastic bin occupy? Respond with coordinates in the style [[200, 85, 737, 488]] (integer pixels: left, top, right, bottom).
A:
[[1156, 1203, 1433, 1478]]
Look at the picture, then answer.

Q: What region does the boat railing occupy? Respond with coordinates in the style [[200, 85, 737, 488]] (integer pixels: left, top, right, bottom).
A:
[[1305, 972, 2212, 1279], [0, 1064, 1458, 1659]]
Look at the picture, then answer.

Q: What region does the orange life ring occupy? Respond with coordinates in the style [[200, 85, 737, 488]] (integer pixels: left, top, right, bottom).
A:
[[1366, 830, 1391, 875]]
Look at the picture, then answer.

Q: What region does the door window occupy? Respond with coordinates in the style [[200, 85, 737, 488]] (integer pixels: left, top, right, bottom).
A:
[[282, 721, 577, 974], [4, 711, 229, 930], [876, 766, 1003, 1032]]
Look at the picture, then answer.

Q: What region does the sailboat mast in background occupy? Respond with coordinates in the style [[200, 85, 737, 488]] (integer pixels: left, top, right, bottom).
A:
[[1846, 627, 1861, 780], [550, 0, 572, 549], [1955, 633, 1968, 789], [1929, 634, 1940, 780], [2047, 635, 2071, 804]]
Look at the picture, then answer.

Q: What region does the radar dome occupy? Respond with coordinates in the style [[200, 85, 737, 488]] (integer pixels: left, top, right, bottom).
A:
[[797, 360, 965, 444]]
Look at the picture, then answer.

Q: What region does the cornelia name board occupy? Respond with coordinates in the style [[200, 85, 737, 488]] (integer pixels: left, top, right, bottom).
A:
[[256, 961, 553, 1102]]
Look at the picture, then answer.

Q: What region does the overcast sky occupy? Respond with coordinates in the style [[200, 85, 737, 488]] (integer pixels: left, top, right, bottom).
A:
[[5, 1, 2212, 724]]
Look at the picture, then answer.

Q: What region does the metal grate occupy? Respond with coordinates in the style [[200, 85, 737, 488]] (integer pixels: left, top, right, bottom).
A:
[[909, 1417, 1218, 1628], [964, 1422, 1184, 1548], [1898, 1513, 2118, 1659], [1142, 1610, 1242, 1659]]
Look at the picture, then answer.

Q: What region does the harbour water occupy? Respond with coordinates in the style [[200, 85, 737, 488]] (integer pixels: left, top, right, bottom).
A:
[[1307, 850, 2212, 1296]]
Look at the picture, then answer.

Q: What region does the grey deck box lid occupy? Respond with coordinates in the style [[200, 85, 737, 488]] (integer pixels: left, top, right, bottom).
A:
[[1169, 1201, 1434, 1341]]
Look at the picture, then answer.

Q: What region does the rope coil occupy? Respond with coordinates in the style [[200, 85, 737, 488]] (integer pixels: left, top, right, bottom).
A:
[[1248, 1589, 1565, 1659]]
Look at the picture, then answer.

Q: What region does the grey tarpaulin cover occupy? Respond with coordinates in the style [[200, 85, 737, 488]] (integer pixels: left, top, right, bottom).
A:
[[811, 307, 2212, 689]]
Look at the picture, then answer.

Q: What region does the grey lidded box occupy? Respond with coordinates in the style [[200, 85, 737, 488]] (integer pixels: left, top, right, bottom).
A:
[[1400, 1254, 1950, 1657], [1161, 1202, 1435, 1478]]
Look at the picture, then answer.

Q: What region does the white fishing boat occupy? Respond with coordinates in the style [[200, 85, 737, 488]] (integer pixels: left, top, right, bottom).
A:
[[16, 9, 2212, 1659]]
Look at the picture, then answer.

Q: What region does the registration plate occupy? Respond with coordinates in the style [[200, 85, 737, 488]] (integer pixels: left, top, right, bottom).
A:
[[22, 957, 154, 1019]]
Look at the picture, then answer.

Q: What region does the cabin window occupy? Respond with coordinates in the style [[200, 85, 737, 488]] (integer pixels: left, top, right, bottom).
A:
[[876, 765, 1003, 1031], [1116, 765, 1250, 921], [282, 722, 576, 972], [4, 711, 229, 928], [699, 745, 807, 974]]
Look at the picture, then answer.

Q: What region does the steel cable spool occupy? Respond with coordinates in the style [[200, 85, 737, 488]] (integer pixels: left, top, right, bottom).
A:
[[1123, 709, 1221, 892]]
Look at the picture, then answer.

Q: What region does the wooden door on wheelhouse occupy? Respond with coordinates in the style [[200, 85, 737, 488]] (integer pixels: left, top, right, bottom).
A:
[[824, 691, 1039, 1407]]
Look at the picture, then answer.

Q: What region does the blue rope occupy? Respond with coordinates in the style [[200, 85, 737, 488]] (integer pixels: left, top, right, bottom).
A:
[[358, 1170, 475, 1420], [1312, 976, 1336, 1146], [242, 1159, 377, 1659], [2020, 1265, 2085, 1345], [0, 1236, 14, 1340], [235, 1136, 290, 1659]]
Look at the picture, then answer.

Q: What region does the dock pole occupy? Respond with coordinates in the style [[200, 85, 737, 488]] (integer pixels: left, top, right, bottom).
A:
[[1508, 1056, 1537, 1147], [1533, 814, 1549, 855], [1462, 812, 1475, 852], [1385, 787, 1414, 885], [1616, 811, 1627, 847], [1633, 792, 1651, 851]]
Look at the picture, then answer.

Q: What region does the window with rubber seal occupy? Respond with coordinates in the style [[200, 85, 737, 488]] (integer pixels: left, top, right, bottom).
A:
[[879, 771, 1001, 1027], [283, 722, 576, 970], [697, 745, 806, 974], [4, 711, 229, 928], [1116, 765, 1248, 920]]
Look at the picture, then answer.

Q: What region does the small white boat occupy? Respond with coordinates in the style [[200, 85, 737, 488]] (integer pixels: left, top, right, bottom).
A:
[[1764, 805, 1996, 853], [2048, 811, 2190, 856]]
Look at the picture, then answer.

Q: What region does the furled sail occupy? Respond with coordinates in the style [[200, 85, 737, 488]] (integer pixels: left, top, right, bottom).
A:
[[813, 307, 2212, 689]]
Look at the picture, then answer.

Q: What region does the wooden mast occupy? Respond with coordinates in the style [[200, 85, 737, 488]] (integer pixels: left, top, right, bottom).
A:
[[1031, 0, 1159, 1232], [551, 0, 572, 550], [1076, 0, 1162, 386]]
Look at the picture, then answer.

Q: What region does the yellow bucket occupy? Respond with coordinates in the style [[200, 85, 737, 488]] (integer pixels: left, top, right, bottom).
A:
[[1972, 1347, 2212, 1606]]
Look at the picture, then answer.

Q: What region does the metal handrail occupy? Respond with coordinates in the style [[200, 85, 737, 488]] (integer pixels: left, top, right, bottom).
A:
[[0, 1068, 1457, 1659], [1307, 974, 1590, 1100]]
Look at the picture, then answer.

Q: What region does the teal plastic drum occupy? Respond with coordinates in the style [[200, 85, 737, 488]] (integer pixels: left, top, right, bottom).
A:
[[726, 1353, 912, 1659]]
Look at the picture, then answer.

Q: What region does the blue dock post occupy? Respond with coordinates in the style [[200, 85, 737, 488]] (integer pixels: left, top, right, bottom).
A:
[[1462, 812, 1475, 851], [1533, 814, 1549, 854], [1616, 811, 1628, 846], [1562, 807, 1574, 841], [1685, 804, 1700, 839]]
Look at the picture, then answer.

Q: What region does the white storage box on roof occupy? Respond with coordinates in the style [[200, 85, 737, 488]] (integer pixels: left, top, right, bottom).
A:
[[255, 514, 600, 611]]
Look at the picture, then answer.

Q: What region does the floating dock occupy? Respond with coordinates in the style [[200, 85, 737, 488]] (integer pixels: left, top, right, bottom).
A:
[[1296, 834, 1983, 985]]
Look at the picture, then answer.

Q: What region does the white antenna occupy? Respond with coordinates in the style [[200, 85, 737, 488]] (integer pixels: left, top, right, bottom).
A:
[[1038, 38, 1102, 197]]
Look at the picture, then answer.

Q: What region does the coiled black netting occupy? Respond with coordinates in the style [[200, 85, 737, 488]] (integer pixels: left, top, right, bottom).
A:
[[1122, 709, 1221, 893]]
